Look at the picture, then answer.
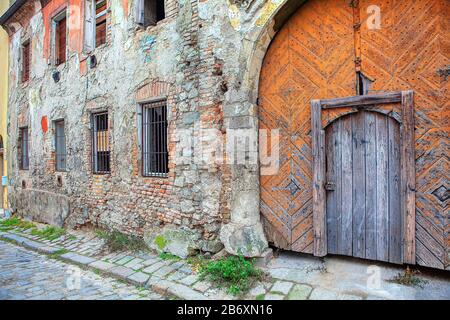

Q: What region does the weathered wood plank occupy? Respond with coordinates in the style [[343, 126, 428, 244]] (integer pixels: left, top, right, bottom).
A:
[[416, 239, 445, 270], [416, 223, 445, 264], [352, 111, 366, 259], [401, 90, 416, 264], [365, 112, 377, 260], [340, 115, 353, 256], [388, 118, 402, 264], [320, 92, 402, 109], [326, 122, 338, 254], [311, 100, 327, 257], [375, 114, 389, 262]]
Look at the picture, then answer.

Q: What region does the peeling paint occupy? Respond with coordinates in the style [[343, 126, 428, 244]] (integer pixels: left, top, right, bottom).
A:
[[255, 0, 283, 27], [140, 35, 156, 63], [227, 3, 241, 31]]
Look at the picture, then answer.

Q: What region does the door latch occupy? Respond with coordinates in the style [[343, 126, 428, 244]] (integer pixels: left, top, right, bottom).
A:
[[325, 182, 336, 191], [437, 66, 450, 81]]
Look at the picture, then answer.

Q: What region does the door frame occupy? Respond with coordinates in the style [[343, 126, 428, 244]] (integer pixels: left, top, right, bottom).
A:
[[311, 91, 416, 264]]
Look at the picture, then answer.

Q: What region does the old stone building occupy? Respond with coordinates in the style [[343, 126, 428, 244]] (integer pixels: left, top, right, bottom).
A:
[[1, 0, 449, 269]]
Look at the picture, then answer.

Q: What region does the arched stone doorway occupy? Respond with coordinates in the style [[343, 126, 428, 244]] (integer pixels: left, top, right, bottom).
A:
[[252, 0, 448, 269]]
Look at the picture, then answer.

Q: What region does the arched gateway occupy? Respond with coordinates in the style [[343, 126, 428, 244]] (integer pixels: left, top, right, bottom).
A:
[[258, 0, 449, 268]]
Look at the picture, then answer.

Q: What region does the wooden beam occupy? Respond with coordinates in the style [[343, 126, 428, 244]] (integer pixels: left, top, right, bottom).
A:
[[320, 92, 402, 109], [401, 90, 416, 264], [311, 100, 327, 257]]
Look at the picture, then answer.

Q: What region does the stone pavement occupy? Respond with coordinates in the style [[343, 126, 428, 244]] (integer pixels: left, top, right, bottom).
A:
[[1, 219, 449, 300], [0, 241, 165, 300]]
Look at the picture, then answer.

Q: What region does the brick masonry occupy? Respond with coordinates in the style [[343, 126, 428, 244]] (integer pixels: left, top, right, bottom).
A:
[[3, 0, 294, 257]]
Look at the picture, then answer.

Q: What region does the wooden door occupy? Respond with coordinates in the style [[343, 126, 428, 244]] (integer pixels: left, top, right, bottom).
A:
[[259, 0, 448, 269], [325, 111, 402, 263], [358, 0, 450, 269], [259, 0, 356, 253]]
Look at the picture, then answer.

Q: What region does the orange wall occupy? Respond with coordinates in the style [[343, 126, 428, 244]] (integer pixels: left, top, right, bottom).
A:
[[42, 0, 83, 59]]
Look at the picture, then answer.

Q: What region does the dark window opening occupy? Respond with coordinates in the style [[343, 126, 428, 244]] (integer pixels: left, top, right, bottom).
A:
[[55, 14, 67, 65], [95, 0, 107, 47], [142, 101, 168, 177], [138, 0, 165, 27], [92, 112, 110, 174], [22, 42, 30, 83], [55, 120, 66, 171], [19, 127, 29, 170]]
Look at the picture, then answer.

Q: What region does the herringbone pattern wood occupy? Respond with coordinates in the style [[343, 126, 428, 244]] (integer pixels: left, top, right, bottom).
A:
[[360, 0, 449, 269], [259, 0, 355, 252], [260, 0, 448, 269]]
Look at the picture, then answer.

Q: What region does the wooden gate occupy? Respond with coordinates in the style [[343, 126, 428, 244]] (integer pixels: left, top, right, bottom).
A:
[[259, 0, 449, 268], [311, 92, 416, 264], [325, 111, 402, 263]]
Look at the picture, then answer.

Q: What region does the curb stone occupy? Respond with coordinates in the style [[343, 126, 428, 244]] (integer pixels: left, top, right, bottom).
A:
[[0, 231, 209, 300]]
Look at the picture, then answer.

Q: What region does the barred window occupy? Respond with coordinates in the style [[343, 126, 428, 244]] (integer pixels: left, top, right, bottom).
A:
[[55, 120, 66, 171], [92, 112, 110, 173], [19, 127, 29, 170], [142, 101, 168, 177]]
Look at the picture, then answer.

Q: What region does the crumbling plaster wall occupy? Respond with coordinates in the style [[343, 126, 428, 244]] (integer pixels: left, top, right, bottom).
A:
[[8, 0, 294, 257]]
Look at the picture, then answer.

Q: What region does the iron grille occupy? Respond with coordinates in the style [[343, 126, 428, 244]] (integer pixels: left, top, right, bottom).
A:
[[92, 112, 110, 174], [55, 120, 66, 171], [19, 127, 29, 170], [142, 101, 168, 177]]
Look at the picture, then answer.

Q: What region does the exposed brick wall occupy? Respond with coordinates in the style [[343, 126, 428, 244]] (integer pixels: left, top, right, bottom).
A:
[[5, 0, 261, 256]]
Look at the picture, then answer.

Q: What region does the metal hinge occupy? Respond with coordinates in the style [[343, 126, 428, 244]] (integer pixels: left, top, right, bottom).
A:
[[325, 182, 336, 191], [437, 66, 450, 81]]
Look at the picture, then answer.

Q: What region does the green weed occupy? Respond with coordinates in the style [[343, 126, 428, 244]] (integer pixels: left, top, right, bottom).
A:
[[199, 255, 263, 296]]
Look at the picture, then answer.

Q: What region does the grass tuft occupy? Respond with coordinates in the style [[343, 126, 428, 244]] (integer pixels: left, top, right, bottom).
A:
[[159, 252, 181, 261], [199, 255, 263, 296], [31, 226, 66, 241], [0, 216, 36, 231], [388, 267, 428, 288], [96, 230, 147, 252]]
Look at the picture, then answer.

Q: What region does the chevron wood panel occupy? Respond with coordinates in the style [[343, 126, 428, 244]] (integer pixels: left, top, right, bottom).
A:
[[259, 0, 356, 252], [360, 0, 450, 269]]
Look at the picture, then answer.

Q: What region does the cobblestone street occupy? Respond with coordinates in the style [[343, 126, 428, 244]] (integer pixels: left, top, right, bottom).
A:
[[0, 242, 165, 300]]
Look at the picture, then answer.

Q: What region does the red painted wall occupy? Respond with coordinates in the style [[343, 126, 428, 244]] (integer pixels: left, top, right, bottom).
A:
[[42, 0, 84, 59]]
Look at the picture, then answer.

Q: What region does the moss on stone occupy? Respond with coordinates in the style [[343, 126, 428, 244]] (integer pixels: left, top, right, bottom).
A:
[[154, 235, 168, 250]]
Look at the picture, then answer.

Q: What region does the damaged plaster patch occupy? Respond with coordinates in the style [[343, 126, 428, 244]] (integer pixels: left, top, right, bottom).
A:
[[255, 0, 283, 27], [140, 35, 156, 63], [228, 3, 241, 31]]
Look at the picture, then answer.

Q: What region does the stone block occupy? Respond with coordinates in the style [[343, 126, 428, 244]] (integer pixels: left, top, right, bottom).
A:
[[287, 284, 313, 300], [270, 281, 294, 295], [127, 272, 150, 286]]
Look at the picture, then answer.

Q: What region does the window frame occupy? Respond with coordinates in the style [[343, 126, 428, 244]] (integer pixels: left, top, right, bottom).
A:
[[135, 0, 166, 28], [84, 0, 108, 52], [19, 127, 29, 170], [91, 111, 111, 174], [94, 0, 107, 48], [52, 9, 68, 66], [54, 120, 67, 172], [141, 100, 168, 178]]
